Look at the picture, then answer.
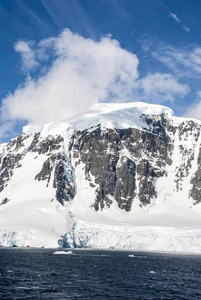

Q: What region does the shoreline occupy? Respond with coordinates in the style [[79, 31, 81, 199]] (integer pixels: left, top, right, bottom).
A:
[[1, 246, 201, 256]]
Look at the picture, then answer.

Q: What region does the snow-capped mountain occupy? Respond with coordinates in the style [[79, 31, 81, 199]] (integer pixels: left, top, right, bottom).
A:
[[1, 102, 201, 253]]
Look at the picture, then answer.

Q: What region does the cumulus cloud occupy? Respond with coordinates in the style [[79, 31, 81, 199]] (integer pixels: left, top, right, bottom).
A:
[[14, 40, 38, 72], [0, 28, 190, 140], [1, 29, 139, 125]]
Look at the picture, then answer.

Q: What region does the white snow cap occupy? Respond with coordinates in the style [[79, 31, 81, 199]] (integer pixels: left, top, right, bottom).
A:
[[23, 102, 174, 137]]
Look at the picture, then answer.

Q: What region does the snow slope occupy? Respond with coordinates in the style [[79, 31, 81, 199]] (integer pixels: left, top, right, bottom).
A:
[[1, 102, 201, 253], [23, 102, 174, 137]]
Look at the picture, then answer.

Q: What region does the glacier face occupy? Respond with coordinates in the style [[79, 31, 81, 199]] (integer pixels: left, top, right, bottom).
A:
[[1, 102, 201, 253]]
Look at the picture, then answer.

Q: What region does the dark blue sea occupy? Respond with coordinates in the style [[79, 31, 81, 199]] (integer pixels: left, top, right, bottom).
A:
[[0, 248, 201, 299]]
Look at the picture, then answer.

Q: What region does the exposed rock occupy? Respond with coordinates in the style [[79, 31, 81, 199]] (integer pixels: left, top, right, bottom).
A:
[[28, 133, 40, 152], [114, 156, 136, 211], [15, 132, 30, 151], [0, 198, 10, 205], [70, 126, 120, 210], [69, 121, 172, 211], [53, 154, 75, 205], [1, 108, 201, 211], [190, 147, 201, 203], [35, 157, 54, 186], [35, 153, 75, 205], [175, 121, 201, 193], [29, 134, 63, 154], [0, 153, 23, 192]]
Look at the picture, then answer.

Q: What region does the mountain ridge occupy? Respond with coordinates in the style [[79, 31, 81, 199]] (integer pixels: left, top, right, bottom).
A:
[[1, 102, 201, 252]]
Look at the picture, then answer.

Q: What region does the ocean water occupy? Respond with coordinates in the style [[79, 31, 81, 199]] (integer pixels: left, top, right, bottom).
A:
[[0, 248, 201, 299]]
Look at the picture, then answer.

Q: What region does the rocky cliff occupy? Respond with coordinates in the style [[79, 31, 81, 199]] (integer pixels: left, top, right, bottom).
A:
[[1, 102, 201, 251]]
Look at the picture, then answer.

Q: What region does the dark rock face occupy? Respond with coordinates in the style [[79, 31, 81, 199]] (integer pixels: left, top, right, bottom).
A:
[[53, 155, 75, 205], [137, 159, 157, 204], [69, 117, 173, 210], [0, 197, 10, 205], [190, 147, 201, 203], [0, 153, 23, 192], [0, 132, 74, 206], [1, 112, 201, 210], [69, 126, 121, 210], [29, 134, 63, 154], [114, 156, 136, 211], [15, 132, 30, 151], [35, 156, 54, 185], [51, 153, 75, 204], [174, 121, 201, 192], [34, 148, 75, 205]]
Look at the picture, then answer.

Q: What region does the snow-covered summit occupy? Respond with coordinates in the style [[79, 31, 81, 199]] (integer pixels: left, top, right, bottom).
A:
[[1, 101, 201, 253], [23, 102, 174, 137]]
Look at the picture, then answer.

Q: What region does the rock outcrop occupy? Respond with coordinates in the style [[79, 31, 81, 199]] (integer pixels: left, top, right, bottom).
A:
[[0, 103, 201, 211]]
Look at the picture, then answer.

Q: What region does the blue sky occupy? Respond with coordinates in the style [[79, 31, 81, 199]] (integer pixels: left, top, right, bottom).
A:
[[1, 0, 201, 142]]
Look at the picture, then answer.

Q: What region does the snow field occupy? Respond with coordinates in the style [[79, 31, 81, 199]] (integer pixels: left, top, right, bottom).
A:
[[1, 102, 201, 252]]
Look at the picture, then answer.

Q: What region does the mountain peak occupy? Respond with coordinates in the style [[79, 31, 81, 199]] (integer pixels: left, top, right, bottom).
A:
[[23, 102, 174, 138], [1, 101, 201, 253]]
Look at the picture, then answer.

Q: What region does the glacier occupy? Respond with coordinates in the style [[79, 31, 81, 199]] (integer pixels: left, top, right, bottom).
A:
[[1, 102, 201, 253]]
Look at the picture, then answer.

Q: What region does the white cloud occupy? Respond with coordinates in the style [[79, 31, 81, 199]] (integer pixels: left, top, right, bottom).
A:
[[153, 46, 201, 77], [169, 12, 181, 24], [184, 91, 201, 121], [2, 29, 139, 125], [0, 29, 190, 140], [137, 73, 189, 103], [168, 11, 190, 32], [14, 40, 38, 72], [196, 91, 201, 98], [182, 25, 190, 32], [0, 120, 17, 142]]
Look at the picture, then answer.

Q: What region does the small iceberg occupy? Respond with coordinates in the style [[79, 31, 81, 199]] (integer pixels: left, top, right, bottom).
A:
[[53, 250, 73, 255]]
